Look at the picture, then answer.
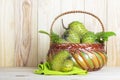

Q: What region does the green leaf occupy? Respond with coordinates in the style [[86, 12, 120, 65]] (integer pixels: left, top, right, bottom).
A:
[[39, 30, 50, 36], [51, 31, 60, 43], [95, 31, 116, 43], [39, 30, 62, 43], [103, 32, 116, 37]]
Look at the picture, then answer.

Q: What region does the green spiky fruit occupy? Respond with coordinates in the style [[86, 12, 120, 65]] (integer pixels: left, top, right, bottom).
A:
[[50, 50, 71, 71], [82, 31, 96, 44], [68, 21, 88, 37], [61, 59, 74, 72], [62, 30, 80, 43]]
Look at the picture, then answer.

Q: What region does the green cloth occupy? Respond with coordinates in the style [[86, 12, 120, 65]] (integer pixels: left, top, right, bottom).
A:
[[34, 62, 87, 75]]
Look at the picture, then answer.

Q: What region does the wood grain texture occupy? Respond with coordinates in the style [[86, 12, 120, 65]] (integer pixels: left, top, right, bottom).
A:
[[84, 0, 107, 32], [107, 0, 120, 66], [14, 0, 38, 67]]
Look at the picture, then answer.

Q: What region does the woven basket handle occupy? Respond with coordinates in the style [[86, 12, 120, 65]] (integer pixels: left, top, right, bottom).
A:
[[50, 10, 105, 33]]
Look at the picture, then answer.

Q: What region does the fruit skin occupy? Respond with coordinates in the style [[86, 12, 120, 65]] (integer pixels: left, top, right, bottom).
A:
[[68, 21, 88, 37], [61, 59, 74, 72], [50, 50, 71, 71], [62, 30, 80, 43], [58, 38, 68, 43], [82, 31, 97, 44]]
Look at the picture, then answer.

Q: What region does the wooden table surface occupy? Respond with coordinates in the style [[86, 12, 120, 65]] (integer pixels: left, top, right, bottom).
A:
[[0, 67, 120, 80]]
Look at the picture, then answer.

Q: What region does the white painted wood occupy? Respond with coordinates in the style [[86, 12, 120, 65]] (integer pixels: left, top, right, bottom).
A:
[[107, 0, 120, 66], [61, 0, 85, 30], [0, 67, 120, 80], [84, 0, 107, 32], [38, 0, 61, 63], [0, 0, 15, 67]]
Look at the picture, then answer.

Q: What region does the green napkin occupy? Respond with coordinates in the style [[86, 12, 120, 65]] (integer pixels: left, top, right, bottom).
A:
[[34, 62, 87, 75]]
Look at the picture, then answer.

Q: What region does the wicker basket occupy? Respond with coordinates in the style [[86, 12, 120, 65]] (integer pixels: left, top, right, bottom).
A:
[[47, 10, 107, 71]]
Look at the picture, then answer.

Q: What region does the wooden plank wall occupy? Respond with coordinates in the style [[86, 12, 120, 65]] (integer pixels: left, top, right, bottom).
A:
[[0, 0, 120, 67]]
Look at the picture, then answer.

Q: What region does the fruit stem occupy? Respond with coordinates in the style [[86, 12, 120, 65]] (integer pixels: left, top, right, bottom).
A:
[[61, 19, 68, 30]]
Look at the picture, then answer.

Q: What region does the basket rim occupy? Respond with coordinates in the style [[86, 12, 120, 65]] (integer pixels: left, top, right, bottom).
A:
[[50, 43, 105, 49], [50, 43, 104, 45], [49, 43, 105, 54]]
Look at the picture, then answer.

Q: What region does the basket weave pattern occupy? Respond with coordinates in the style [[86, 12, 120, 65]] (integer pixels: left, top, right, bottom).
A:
[[47, 11, 107, 71]]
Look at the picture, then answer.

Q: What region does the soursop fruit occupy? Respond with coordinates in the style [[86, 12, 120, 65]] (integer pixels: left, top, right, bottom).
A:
[[68, 21, 88, 37], [62, 30, 80, 43], [61, 59, 74, 72], [58, 38, 68, 43], [50, 50, 71, 71], [82, 31, 97, 44]]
